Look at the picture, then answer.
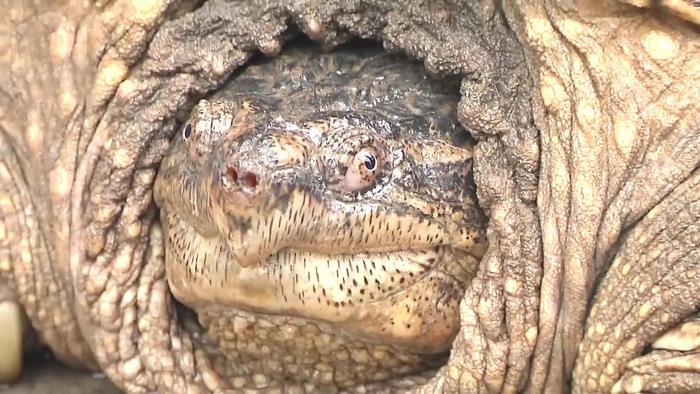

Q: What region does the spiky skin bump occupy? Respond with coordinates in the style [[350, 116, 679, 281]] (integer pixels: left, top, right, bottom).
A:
[[154, 43, 487, 388]]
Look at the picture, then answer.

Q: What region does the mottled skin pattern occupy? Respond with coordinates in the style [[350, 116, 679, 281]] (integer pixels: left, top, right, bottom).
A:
[[1, 0, 699, 393], [154, 45, 486, 388]]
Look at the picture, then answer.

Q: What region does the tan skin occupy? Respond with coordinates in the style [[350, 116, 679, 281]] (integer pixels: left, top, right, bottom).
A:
[[0, 1, 698, 392]]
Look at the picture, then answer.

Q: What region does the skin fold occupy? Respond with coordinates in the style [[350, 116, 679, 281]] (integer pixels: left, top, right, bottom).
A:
[[0, 0, 698, 392]]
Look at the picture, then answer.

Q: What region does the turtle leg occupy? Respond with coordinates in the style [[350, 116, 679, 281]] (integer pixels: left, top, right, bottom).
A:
[[612, 314, 700, 393], [0, 296, 23, 383], [572, 171, 700, 392]]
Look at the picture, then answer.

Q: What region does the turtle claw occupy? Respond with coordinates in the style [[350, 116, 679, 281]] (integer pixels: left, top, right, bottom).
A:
[[612, 315, 700, 393], [653, 314, 700, 352], [0, 301, 23, 383]]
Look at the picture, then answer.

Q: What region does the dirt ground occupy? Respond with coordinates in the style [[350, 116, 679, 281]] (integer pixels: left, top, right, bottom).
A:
[[0, 353, 119, 394]]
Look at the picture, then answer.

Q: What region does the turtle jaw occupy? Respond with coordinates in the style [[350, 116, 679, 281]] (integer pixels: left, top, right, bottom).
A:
[[164, 159, 484, 353], [163, 202, 477, 354]]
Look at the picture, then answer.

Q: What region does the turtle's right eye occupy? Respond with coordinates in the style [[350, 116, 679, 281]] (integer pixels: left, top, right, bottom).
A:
[[183, 123, 193, 139]]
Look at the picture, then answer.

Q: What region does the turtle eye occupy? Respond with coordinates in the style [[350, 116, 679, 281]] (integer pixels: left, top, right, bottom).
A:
[[183, 123, 193, 140], [344, 148, 381, 193], [362, 153, 376, 171]]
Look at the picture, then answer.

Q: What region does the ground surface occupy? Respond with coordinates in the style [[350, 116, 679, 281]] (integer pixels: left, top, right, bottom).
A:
[[2, 355, 118, 394]]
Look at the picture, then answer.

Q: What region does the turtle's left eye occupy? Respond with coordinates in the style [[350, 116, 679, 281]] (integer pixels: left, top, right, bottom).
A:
[[183, 123, 193, 139], [343, 148, 381, 193]]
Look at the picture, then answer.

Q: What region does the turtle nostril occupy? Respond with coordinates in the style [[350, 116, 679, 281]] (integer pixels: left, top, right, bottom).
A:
[[225, 166, 239, 184], [241, 172, 258, 189], [222, 164, 258, 193]]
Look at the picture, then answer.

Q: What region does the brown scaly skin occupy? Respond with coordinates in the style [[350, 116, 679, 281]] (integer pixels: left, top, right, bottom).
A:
[[1, 0, 699, 392], [154, 44, 486, 389]]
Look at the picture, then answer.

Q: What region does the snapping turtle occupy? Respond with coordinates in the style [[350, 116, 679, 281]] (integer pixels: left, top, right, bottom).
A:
[[1, 1, 699, 393]]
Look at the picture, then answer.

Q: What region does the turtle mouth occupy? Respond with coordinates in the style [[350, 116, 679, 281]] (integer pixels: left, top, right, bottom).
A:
[[163, 202, 478, 353]]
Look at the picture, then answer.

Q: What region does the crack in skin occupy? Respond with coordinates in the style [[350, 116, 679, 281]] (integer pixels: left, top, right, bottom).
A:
[[153, 43, 487, 388]]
